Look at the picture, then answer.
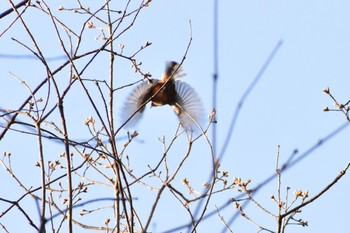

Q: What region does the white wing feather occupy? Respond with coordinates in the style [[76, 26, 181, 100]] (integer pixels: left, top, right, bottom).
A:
[[120, 81, 152, 128], [173, 80, 204, 131]]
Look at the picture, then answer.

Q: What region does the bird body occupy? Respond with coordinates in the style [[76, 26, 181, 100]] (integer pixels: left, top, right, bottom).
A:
[[121, 61, 203, 131], [148, 79, 177, 107]]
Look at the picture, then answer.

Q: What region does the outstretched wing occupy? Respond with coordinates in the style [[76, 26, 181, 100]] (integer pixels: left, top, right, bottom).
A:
[[172, 80, 204, 131], [120, 81, 154, 128]]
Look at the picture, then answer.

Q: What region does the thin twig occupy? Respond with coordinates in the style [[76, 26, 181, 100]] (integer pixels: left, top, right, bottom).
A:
[[281, 161, 350, 218]]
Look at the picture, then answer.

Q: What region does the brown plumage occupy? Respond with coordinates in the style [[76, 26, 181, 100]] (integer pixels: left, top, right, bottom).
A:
[[121, 61, 204, 131]]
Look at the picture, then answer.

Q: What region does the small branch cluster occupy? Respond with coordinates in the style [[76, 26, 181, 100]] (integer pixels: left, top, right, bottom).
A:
[[225, 167, 309, 232], [323, 86, 350, 121]]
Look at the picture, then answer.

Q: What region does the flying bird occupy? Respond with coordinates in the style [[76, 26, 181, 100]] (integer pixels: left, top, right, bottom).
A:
[[121, 61, 204, 132]]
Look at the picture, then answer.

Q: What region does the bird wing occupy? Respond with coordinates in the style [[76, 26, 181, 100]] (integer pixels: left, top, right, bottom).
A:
[[172, 80, 204, 131], [120, 81, 155, 128]]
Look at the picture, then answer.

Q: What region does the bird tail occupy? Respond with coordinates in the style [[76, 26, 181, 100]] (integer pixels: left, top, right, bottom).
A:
[[161, 61, 185, 81]]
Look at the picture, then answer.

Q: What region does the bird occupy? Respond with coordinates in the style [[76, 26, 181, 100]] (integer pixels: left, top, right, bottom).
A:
[[121, 61, 204, 132]]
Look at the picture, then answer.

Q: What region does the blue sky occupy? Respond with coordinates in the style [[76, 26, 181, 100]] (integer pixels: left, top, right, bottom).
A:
[[1, 1, 350, 232]]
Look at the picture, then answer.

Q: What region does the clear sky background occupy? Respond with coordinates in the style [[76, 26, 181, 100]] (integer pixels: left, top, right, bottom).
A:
[[1, 1, 350, 232]]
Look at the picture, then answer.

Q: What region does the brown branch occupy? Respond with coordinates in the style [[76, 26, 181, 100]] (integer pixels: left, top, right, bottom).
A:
[[281, 161, 350, 219]]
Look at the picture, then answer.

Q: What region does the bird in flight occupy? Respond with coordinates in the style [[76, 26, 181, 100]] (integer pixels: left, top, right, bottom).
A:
[[121, 61, 204, 132]]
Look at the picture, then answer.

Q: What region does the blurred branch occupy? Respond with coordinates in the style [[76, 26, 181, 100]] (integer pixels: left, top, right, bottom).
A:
[[0, 0, 29, 19], [219, 39, 283, 162], [0, 197, 39, 231]]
